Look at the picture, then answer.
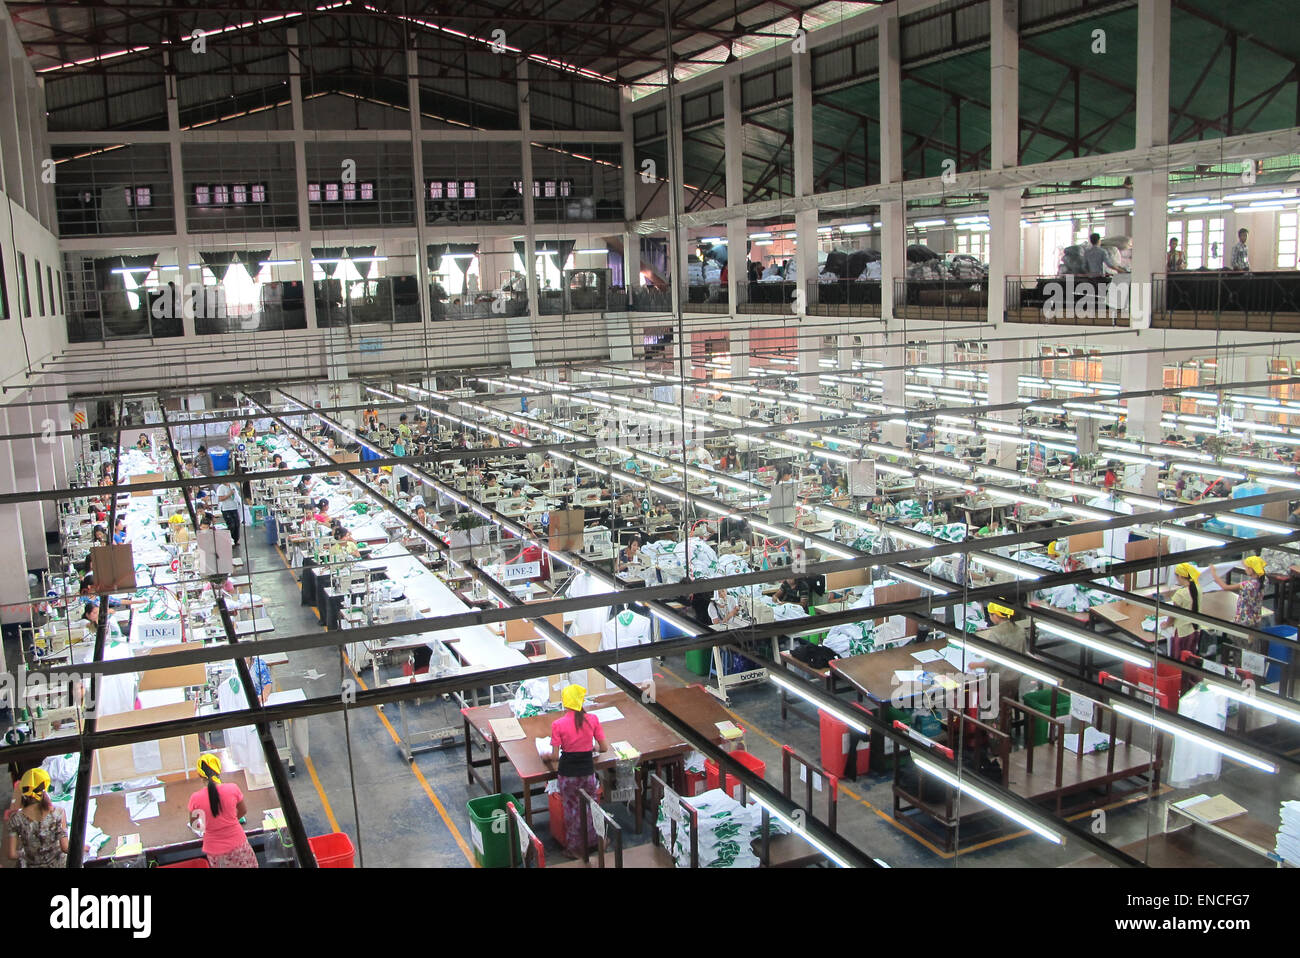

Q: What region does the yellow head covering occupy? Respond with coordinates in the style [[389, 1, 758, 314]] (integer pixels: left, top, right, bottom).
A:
[[20, 768, 51, 801], [1243, 555, 1266, 577], [196, 753, 222, 784], [1174, 562, 1200, 582], [987, 602, 1014, 619], [168, 513, 187, 525], [561, 684, 586, 712]]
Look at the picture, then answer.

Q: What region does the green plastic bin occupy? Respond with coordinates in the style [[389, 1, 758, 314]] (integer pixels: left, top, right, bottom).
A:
[[885, 704, 944, 739], [466, 793, 515, 868], [1023, 689, 1071, 746], [685, 648, 712, 677]]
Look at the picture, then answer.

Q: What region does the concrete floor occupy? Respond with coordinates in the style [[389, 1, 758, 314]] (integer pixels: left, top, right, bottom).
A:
[[213, 528, 1300, 867]]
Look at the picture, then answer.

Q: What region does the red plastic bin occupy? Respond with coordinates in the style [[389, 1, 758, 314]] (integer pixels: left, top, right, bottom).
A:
[[682, 768, 708, 797], [548, 784, 603, 846], [160, 857, 209, 868], [1121, 662, 1181, 711], [308, 832, 356, 868], [704, 750, 766, 800], [819, 708, 870, 778]]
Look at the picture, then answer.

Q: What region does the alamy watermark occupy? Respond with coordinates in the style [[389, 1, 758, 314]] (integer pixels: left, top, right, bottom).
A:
[[1041, 275, 1152, 323]]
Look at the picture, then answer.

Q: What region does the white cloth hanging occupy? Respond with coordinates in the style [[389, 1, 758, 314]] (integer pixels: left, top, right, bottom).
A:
[[599, 610, 653, 685], [1168, 685, 1228, 787], [217, 673, 268, 777], [567, 571, 613, 638], [95, 638, 138, 717]]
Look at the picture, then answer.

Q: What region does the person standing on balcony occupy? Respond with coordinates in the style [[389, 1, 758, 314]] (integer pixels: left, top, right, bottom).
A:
[[1230, 228, 1251, 271], [1166, 237, 1186, 271]]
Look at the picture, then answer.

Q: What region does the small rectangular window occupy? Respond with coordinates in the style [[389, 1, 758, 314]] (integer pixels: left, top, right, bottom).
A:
[[35, 259, 44, 315], [544, 180, 557, 198], [56, 270, 63, 315], [308, 183, 322, 202], [213, 184, 229, 205], [462, 181, 476, 199], [194, 185, 211, 205], [251, 183, 266, 203], [325, 183, 339, 201], [533, 180, 541, 198], [135, 186, 152, 207], [0, 250, 10, 320], [560, 179, 572, 197], [342, 182, 356, 201], [513, 180, 523, 195], [46, 265, 54, 313], [359, 182, 374, 201], [232, 184, 248, 204], [428, 181, 443, 200], [123, 187, 134, 208], [17, 253, 29, 318], [446, 181, 459, 199]]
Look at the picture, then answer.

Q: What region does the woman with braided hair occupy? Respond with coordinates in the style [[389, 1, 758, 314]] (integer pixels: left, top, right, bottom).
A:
[[188, 753, 258, 868]]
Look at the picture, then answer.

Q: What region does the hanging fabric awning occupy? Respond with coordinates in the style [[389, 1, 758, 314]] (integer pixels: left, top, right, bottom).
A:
[[311, 247, 346, 278], [237, 250, 272, 276], [199, 251, 239, 283], [513, 240, 575, 270], [427, 243, 478, 273], [345, 245, 377, 278]]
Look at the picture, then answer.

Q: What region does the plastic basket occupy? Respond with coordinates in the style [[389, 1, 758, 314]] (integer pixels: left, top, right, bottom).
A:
[[819, 708, 870, 778], [1023, 689, 1071, 746], [705, 750, 766, 799], [159, 856, 209, 868], [465, 794, 514, 868], [1121, 662, 1181, 710], [307, 831, 356, 868]]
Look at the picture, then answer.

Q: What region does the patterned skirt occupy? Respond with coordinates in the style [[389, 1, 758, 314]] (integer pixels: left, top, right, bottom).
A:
[[558, 773, 599, 857], [206, 840, 259, 868]]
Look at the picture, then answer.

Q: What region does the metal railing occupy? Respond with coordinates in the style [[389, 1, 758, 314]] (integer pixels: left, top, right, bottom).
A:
[[631, 285, 675, 312], [1004, 274, 1134, 327], [1153, 269, 1300, 331], [806, 278, 883, 315], [893, 278, 989, 321]]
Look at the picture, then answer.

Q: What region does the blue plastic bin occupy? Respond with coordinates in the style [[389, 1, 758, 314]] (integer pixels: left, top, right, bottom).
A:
[[1263, 625, 1296, 684], [209, 446, 230, 472]]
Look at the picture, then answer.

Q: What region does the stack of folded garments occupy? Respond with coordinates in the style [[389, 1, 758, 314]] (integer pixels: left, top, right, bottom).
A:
[[657, 788, 762, 868], [1275, 801, 1300, 865]]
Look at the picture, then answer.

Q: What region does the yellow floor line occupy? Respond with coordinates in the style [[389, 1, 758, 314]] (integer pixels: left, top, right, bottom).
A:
[[304, 756, 341, 834], [344, 659, 477, 867], [276, 542, 475, 865]]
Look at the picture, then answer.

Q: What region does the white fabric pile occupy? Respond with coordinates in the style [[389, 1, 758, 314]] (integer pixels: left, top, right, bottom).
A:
[[656, 788, 785, 868], [1275, 802, 1300, 865]]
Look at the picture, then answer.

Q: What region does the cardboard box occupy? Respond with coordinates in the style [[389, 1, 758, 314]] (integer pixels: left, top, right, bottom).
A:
[[89, 544, 137, 593]]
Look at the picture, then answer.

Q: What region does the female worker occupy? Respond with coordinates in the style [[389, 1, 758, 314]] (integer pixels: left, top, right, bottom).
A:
[[6, 768, 69, 868], [187, 753, 258, 868], [1209, 555, 1266, 629], [1161, 563, 1201, 660], [549, 684, 609, 860]]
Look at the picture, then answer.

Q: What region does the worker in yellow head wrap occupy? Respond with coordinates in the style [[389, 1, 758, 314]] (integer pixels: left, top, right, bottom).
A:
[[188, 753, 258, 868], [1209, 556, 1267, 628], [1161, 564, 1202, 658], [970, 601, 1028, 702], [549, 685, 610, 860], [7, 767, 69, 867]]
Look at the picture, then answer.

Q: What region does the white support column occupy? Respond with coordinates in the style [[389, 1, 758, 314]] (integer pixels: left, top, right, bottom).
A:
[[797, 326, 820, 420], [287, 29, 318, 330], [877, 332, 907, 447], [514, 62, 539, 369], [723, 73, 745, 309], [877, 11, 903, 188], [621, 92, 640, 305], [729, 326, 750, 419], [164, 53, 195, 337], [987, 0, 1020, 326], [988, 338, 1022, 468], [1121, 350, 1165, 495], [879, 199, 905, 323], [6, 403, 47, 572], [792, 41, 817, 301], [31, 390, 58, 536], [0, 416, 29, 630], [408, 48, 432, 326], [1135, 0, 1171, 151], [1129, 171, 1167, 328]]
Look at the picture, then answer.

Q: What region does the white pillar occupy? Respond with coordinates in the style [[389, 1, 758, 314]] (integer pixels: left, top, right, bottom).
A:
[[877, 332, 907, 447], [6, 403, 46, 571], [988, 338, 1022, 468], [723, 73, 745, 309], [729, 326, 750, 419], [163, 52, 196, 338], [287, 29, 318, 330], [797, 325, 820, 420], [408, 48, 432, 326], [1121, 350, 1164, 495], [988, 188, 1021, 324], [877, 11, 903, 187], [519, 62, 540, 326], [1135, 0, 1171, 151], [1130, 171, 1167, 328], [879, 199, 905, 323], [621, 90, 640, 305], [988, 0, 1020, 326]]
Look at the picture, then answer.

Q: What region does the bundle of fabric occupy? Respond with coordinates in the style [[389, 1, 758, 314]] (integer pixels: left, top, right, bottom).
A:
[[953, 601, 990, 632], [948, 254, 987, 281], [656, 788, 763, 868], [857, 260, 883, 281], [895, 499, 926, 521], [509, 678, 550, 718], [913, 520, 967, 543], [1276, 802, 1300, 865], [823, 589, 882, 656], [771, 602, 810, 621], [907, 260, 949, 281], [907, 244, 941, 263]]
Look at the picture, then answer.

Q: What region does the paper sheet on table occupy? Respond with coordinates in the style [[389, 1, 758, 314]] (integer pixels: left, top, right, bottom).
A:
[[126, 787, 164, 821], [1176, 793, 1247, 823], [939, 647, 970, 670], [1241, 651, 1267, 677], [893, 669, 925, 685], [488, 717, 526, 742], [1064, 727, 1118, 754], [715, 721, 744, 741], [589, 707, 624, 724], [611, 740, 640, 762], [130, 739, 163, 774], [910, 648, 944, 664], [262, 807, 288, 830]]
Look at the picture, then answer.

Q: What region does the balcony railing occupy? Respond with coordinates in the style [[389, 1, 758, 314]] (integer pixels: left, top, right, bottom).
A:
[[1005, 275, 1134, 327], [1153, 270, 1300, 331], [893, 279, 988, 321], [806, 279, 882, 316]]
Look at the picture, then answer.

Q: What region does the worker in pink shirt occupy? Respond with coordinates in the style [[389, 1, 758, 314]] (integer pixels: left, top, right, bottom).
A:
[[549, 685, 609, 859]]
